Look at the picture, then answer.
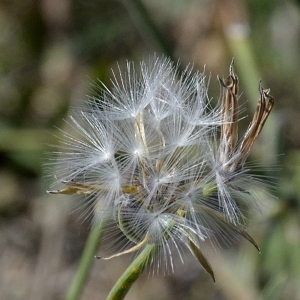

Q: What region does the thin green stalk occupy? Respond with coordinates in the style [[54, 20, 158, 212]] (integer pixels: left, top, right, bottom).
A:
[[121, 0, 174, 60], [66, 223, 104, 300], [106, 182, 224, 299], [0, 128, 59, 151], [106, 243, 160, 300]]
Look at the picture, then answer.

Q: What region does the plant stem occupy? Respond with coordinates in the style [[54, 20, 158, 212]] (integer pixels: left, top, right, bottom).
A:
[[66, 223, 104, 300], [121, 0, 174, 60], [107, 243, 160, 300]]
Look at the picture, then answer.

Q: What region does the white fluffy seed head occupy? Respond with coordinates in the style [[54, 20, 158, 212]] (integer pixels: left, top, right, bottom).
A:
[[47, 56, 273, 275]]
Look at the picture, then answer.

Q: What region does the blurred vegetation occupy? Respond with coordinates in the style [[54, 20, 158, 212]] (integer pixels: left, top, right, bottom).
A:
[[1, 0, 300, 299]]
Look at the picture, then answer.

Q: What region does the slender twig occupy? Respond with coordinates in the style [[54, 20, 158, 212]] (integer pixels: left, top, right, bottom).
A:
[[66, 224, 104, 300], [120, 0, 174, 60], [106, 243, 160, 300]]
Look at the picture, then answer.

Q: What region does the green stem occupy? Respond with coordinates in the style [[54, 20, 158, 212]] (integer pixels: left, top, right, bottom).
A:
[[0, 128, 59, 151], [66, 223, 104, 300], [106, 181, 218, 300], [107, 243, 160, 300], [121, 0, 174, 60]]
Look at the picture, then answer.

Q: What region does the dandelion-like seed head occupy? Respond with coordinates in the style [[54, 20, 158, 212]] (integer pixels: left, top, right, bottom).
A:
[[47, 56, 274, 280]]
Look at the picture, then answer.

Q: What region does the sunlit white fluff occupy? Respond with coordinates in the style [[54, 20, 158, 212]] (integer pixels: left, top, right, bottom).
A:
[[47, 56, 274, 278]]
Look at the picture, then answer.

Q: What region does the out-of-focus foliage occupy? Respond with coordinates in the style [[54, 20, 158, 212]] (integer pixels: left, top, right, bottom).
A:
[[0, 0, 300, 299]]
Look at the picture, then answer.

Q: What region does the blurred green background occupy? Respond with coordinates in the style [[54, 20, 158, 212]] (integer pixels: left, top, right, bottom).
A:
[[1, 0, 300, 299]]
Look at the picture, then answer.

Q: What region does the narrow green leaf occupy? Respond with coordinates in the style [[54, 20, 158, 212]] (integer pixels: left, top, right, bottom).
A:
[[189, 238, 215, 282], [201, 206, 260, 252]]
